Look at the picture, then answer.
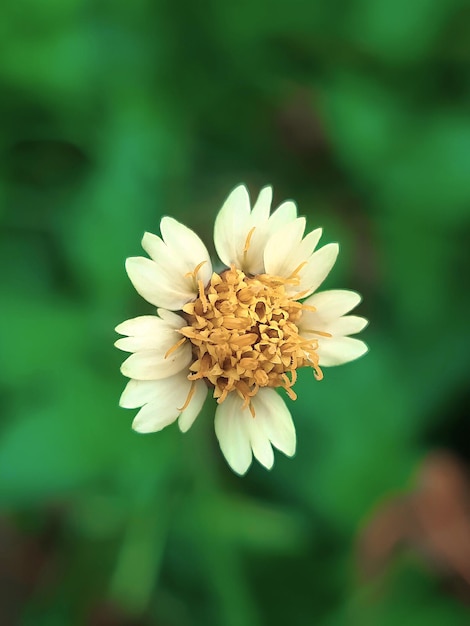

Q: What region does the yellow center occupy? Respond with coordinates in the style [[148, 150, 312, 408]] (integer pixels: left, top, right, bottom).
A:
[[177, 264, 323, 416]]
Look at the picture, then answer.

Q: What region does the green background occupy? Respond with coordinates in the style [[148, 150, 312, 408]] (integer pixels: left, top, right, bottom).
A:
[[1, 1, 469, 624]]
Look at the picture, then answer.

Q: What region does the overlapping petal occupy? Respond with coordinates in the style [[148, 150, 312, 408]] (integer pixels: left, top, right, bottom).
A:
[[116, 313, 191, 380], [300, 289, 362, 320], [214, 393, 252, 475], [178, 381, 208, 433], [120, 376, 206, 434], [214, 184, 297, 275], [126, 217, 212, 311], [298, 289, 368, 366], [264, 221, 338, 299], [315, 336, 368, 366], [123, 373, 203, 433], [214, 389, 296, 475]]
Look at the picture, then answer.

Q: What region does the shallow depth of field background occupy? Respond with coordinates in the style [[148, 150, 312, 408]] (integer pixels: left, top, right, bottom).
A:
[[1, 1, 469, 625]]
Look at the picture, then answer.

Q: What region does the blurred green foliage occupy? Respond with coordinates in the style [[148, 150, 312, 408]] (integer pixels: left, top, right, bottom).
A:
[[0, 0, 469, 624]]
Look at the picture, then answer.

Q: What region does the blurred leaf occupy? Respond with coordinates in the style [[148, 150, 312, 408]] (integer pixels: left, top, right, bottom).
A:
[[290, 339, 419, 527], [379, 115, 470, 221], [346, 559, 470, 626], [348, 0, 458, 62]]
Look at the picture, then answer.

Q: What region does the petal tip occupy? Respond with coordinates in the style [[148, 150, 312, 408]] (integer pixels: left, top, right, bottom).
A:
[[230, 461, 252, 476], [131, 419, 147, 434], [284, 441, 296, 458], [141, 231, 153, 246], [114, 337, 126, 350], [119, 362, 130, 377], [114, 321, 126, 335], [124, 256, 137, 270], [125, 256, 145, 278], [225, 183, 250, 204], [261, 458, 275, 471]]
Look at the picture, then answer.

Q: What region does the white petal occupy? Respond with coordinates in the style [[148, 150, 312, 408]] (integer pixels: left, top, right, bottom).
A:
[[125, 256, 165, 307], [116, 314, 183, 336], [142, 222, 211, 288], [264, 225, 322, 280], [214, 394, 252, 475], [214, 390, 297, 473], [296, 228, 323, 261], [322, 315, 368, 336], [142, 230, 210, 297], [126, 374, 191, 433], [115, 335, 160, 353], [120, 341, 191, 380], [244, 411, 275, 470], [240, 186, 273, 276], [263, 218, 306, 276], [213, 185, 251, 270], [159, 217, 212, 285], [302, 289, 362, 320], [300, 314, 368, 338], [251, 186, 272, 222], [178, 380, 208, 433], [140, 230, 167, 263], [138, 224, 211, 310], [156, 309, 188, 329], [132, 401, 179, 433], [267, 200, 297, 229], [251, 389, 296, 457], [125, 256, 196, 311], [287, 243, 339, 299], [317, 336, 368, 366], [213, 185, 301, 276], [244, 197, 299, 276], [115, 314, 185, 353], [119, 376, 183, 409], [120, 379, 160, 409]]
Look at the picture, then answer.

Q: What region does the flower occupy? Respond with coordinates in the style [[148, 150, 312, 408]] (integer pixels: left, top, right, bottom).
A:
[[116, 185, 368, 475]]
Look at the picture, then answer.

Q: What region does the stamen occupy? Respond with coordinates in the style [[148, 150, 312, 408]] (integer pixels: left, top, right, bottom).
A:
[[303, 329, 333, 338], [301, 304, 317, 312], [164, 337, 187, 359], [184, 260, 207, 280], [198, 279, 208, 312], [253, 369, 269, 386], [178, 381, 196, 411], [281, 373, 293, 389], [217, 386, 230, 404], [283, 384, 297, 401], [243, 226, 256, 254], [290, 368, 297, 386], [287, 261, 307, 282], [298, 337, 320, 348], [231, 333, 258, 347], [182, 265, 324, 408]]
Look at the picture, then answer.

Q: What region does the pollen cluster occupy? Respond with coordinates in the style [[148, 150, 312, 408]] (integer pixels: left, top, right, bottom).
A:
[[178, 265, 323, 414]]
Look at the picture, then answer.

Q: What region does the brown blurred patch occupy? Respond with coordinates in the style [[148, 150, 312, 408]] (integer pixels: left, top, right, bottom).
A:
[[0, 510, 60, 625], [89, 602, 151, 626], [358, 451, 470, 601], [277, 88, 330, 162]]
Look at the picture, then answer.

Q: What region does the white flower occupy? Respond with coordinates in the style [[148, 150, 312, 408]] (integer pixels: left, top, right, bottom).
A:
[[116, 184, 368, 475]]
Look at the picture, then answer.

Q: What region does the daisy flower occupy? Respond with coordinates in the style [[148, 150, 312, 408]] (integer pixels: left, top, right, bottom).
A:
[[115, 185, 368, 475]]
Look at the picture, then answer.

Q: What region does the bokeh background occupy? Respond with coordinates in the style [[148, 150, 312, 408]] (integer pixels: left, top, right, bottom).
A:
[[1, 1, 470, 624]]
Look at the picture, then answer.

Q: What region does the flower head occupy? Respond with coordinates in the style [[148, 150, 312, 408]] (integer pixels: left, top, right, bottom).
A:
[[116, 185, 368, 474]]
